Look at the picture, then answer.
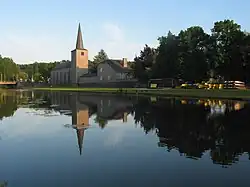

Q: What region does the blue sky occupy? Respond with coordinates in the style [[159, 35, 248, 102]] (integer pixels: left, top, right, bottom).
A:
[[1, 0, 249, 64]]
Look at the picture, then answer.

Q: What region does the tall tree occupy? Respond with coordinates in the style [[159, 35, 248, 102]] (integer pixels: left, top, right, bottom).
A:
[[90, 49, 109, 73], [153, 31, 180, 79], [133, 44, 157, 81], [211, 20, 245, 80], [178, 27, 210, 81]]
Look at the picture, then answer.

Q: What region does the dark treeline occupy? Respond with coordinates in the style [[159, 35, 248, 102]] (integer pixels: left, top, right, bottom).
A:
[[132, 19, 250, 83]]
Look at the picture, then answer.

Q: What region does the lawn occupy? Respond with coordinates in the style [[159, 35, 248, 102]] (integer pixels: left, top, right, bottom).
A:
[[32, 87, 250, 100]]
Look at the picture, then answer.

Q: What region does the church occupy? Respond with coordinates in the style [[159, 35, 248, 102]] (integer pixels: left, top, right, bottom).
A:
[[50, 24, 135, 85], [50, 24, 89, 85]]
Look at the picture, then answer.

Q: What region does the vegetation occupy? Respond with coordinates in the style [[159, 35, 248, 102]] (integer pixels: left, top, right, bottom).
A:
[[0, 55, 19, 81], [0, 56, 59, 82], [89, 49, 109, 73], [132, 19, 250, 83], [0, 181, 8, 187], [19, 61, 59, 82]]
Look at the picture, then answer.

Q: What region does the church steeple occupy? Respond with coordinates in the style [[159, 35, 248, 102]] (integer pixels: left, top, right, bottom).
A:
[[76, 128, 84, 155], [76, 23, 84, 49]]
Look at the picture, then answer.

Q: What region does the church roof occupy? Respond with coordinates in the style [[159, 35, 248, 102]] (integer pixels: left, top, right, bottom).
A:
[[76, 23, 84, 49], [53, 61, 71, 70]]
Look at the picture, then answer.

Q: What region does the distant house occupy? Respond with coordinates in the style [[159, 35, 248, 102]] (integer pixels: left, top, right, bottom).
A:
[[50, 23, 136, 86], [78, 58, 134, 84]]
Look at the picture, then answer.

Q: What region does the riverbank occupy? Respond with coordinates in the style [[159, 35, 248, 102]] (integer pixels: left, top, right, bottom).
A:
[[32, 87, 250, 100]]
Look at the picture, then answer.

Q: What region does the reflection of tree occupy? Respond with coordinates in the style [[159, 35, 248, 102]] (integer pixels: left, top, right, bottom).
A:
[[0, 181, 8, 187], [0, 91, 52, 120], [94, 116, 108, 129], [133, 97, 250, 166], [0, 93, 18, 120]]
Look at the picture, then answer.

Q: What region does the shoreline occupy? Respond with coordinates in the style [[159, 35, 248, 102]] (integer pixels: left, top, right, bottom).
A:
[[31, 87, 250, 100]]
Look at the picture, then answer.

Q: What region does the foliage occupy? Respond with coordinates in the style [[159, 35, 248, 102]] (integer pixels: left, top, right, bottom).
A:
[[0, 181, 8, 187], [132, 19, 250, 83], [133, 44, 157, 81], [0, 55, 19, 81], [19, 61, 59, 82], [89, 49, 109, 73], [94, 116, 108, 129]]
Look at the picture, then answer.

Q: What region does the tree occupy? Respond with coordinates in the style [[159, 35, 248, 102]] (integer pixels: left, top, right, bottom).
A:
[[90, 49, 109, 73], [178, 27, 210, 81], [211, 20, 245, 81], [152, 31, 180, 79], [133, 44, 157, 81], [18, 71, 28, 81], [0, 55, 19, 81], [94, 116, 108, 129]]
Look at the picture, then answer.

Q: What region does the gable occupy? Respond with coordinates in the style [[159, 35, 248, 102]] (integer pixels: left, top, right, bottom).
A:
[[98, 60, 131, 73]]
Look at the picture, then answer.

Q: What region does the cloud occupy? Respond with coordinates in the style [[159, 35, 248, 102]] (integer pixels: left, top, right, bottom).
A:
[[88, 23, 149, 61]]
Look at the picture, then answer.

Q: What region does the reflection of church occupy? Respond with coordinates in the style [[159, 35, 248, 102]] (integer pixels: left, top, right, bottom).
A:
[[49, 92, 133, 155]]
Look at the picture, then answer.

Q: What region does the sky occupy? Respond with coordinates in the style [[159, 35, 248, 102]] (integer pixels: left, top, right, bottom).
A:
[[1, 0, 250, 64]]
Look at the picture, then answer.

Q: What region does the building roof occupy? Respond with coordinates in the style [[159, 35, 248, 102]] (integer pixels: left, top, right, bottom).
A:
[[53, 61, 71, 70], [101, 59, 132, 73], [76, 23, 84, 49]]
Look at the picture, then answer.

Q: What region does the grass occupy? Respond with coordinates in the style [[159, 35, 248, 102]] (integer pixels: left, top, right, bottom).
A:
[[32, 87, 250, 100]]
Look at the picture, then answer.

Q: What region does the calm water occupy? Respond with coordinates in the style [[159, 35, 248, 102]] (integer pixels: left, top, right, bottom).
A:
[[1, 91, 250, 186]]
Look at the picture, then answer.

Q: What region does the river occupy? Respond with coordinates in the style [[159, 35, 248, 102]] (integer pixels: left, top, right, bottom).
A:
[[0, 90, 250, 187]]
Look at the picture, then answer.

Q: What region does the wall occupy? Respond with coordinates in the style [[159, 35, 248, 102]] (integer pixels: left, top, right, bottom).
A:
[[51, 68, 70, 84], [78, 76, 99, 83], [71, 49, 88, 84], [97, 63, 117, 81]]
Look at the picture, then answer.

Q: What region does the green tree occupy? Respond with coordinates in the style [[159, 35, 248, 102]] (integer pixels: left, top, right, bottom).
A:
[[211, 20, 245, 80], [90, 49, 109, 73], [133, 44, 157, 81], [94, 116, 108, 129], [178, 27, 210, 81], [0, 55, 19, 81], [33, 72, 42, 82], [152, 31, 180, 79], [18, 71, 28, 81]]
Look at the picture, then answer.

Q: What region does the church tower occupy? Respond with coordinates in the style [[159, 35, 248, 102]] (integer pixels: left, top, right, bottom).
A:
[[70, 23, 89, 84]]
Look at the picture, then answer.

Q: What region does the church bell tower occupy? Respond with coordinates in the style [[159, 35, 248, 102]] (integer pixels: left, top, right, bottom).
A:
[[70, 23, 89, 84]]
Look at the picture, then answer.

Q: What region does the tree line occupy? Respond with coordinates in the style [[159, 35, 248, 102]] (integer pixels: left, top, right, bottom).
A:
[[132, 19, 250, 83], [0, 49, 110, 82], [0, 55, 60, 82]]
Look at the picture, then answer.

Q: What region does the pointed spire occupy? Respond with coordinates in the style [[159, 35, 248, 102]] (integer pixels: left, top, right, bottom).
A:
[[76, 23, 84, 49], [76, 128, 84, 155]]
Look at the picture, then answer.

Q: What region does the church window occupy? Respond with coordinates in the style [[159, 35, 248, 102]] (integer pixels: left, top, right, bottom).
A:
[[100, 76, 103, 80], [100, 68, 103, 72], [81, 52, 84, 56], [108, 76, 111, 80]]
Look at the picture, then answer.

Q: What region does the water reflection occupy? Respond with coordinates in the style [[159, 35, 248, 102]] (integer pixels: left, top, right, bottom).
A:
[[1, 91, 250, 168]]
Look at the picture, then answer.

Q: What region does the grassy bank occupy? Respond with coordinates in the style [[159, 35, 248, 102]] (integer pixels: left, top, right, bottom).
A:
[[32, 87, 250, 100]]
